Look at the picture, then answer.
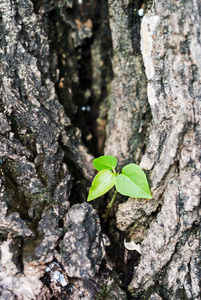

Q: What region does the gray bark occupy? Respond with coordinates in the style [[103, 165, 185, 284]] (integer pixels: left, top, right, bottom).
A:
[[105, 0, 152, 167], [107, 0, 201, 299], [0, 0, 126, 299], [1, 0, 201, 299]]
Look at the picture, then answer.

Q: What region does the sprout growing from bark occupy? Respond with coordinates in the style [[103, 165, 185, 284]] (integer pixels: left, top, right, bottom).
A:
[[87, 155, 152, 218]]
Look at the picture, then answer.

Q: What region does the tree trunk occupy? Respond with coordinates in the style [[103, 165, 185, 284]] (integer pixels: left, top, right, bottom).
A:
[[0, 0, 126, 299], [105, 0, 152, 167], [108, 0, 201, 299], [0, 0, 200, 299]]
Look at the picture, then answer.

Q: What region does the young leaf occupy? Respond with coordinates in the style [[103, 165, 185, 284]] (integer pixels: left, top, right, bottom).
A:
[[87, 169, 116, 201], [93, 155, 117, 172], [116, 164, 152, 199]]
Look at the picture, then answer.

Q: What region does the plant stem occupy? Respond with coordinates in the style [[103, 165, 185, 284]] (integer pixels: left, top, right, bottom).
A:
[[102, 190, 118, 219]]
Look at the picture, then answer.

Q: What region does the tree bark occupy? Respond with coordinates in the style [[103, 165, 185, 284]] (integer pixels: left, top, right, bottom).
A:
[[0, 0, 200, 299], [105, 0, 152, 167], [0, 0, 126, 299], [110, 0, 201, 299]]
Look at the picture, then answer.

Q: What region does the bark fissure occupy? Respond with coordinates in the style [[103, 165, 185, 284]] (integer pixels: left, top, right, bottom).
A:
[[0, 0, 200, 299]]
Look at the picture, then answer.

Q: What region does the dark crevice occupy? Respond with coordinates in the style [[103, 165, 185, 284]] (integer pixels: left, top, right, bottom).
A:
[[47, 1, 152, 295], [58, 218, 64, 229], [45, 0, 154, 297], [71, 39, 99, 156], [123, 0, 154, 55], [48, 0, 113, 158], [16, 238, 24, 273], [46, 1, 113, 206], [9, 112, 21, 142], [100, 212, 140, 293]]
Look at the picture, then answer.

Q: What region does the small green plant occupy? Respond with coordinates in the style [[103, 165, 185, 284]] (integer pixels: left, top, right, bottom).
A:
[[87, 155, 152, 218]]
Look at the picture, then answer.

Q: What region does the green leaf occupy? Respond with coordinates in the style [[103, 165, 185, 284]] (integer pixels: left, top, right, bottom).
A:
[[87, 170, 116, 201], [116, 164, 152, 199], [93, 155, 117, 172]]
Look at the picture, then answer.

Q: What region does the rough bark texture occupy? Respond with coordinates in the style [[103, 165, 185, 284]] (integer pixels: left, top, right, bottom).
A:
[[0, 0, 126, 299], [1, 0, 201, 299], [105, 0, 152, 168], [113, 0, 201, 299]]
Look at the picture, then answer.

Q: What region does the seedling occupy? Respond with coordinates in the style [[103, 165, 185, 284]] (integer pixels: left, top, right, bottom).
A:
[[87, 155, 152, 218]]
